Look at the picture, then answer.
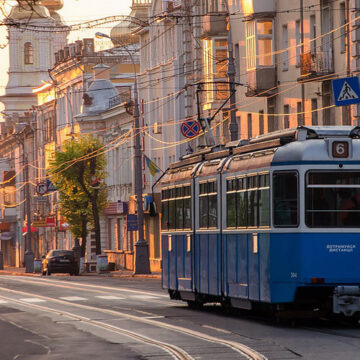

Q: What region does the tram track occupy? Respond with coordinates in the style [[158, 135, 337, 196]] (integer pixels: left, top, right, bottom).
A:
[[0, 284, 267, 360], [0, 293, 193, 360]]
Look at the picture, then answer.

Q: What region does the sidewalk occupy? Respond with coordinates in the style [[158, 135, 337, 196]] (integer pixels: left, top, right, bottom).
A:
[[0, 266, 161, 279]]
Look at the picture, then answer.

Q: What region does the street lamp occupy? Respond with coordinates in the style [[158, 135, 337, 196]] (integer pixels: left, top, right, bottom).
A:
[[95, 32, 150, 274]]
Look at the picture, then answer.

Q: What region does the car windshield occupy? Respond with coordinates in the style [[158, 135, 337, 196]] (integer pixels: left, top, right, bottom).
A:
[[51, 250, 74, 257]]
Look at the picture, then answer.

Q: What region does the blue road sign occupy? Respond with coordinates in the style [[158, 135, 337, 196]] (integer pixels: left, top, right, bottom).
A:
[[46, 179, 57, 192], [332, 76, 360, 106], [127, 214, 138, 231]]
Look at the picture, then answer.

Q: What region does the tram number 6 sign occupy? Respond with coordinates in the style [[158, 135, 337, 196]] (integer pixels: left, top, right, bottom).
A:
[[332, 141, 349, 158]]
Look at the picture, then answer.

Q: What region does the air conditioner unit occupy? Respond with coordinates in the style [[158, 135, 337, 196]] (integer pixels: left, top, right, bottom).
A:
[[153, 122, 162, 134]]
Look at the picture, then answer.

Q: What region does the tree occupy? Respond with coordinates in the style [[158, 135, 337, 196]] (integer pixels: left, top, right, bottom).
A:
[[49, 135, 107, 255]]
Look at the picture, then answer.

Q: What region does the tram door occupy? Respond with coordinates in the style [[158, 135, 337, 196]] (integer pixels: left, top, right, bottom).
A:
[[193, 177, 222, 297]]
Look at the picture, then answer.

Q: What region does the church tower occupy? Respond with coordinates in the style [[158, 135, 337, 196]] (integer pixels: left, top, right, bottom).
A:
[[0, 0, 68, 120]]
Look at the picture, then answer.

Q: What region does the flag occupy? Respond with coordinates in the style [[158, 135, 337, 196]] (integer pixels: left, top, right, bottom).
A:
[[144, 154, 160, 176]]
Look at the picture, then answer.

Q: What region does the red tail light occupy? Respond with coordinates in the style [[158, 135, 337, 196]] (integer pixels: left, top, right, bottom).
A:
[[311, 278, 324, 284], [50, 258, 56, 263]]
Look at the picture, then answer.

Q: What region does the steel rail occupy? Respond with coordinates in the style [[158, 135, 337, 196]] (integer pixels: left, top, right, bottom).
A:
[[0, 293, 193, 360], [0, 285, 267, 360]]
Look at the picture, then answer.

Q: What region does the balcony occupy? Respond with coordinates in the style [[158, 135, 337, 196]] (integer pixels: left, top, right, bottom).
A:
[[299, 51, 334, 82], [201, 12, 227, 38], [246, 67, 276, 97]]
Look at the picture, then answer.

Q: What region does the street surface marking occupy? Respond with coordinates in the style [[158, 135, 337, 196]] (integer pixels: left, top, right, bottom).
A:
[[129, 295, 160, 300], [0, 276, 169, 298], [19, 298, 46, 303], [0, 288, 267, 360], [59, 296, 87, 301], [95, 295, 125, 300], [0, 300, 8, 304]]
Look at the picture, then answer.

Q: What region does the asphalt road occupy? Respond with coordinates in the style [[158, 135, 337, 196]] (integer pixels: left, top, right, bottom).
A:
[[0, 275, 359, 360]]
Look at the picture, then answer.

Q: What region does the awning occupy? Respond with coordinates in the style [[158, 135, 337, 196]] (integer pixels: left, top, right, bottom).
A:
[[0, 232, 13, 241], [22, 226, 39, 235]]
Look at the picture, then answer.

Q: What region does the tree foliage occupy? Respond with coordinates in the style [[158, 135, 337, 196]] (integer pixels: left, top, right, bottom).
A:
[[49, 135, 107, 256]]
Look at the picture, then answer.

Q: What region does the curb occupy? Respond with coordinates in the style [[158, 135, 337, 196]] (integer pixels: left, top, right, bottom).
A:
[[0, 269, 161, 279]]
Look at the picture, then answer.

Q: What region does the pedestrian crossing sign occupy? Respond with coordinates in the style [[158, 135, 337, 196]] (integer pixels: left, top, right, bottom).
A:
[[332, 76, 360, 106]]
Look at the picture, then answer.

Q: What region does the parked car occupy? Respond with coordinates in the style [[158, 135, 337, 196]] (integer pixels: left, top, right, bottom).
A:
[[42, 249, 78, 276]]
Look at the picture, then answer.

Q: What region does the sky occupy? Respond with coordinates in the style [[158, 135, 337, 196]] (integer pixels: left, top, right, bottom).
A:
[[0, 0, 132, 96]]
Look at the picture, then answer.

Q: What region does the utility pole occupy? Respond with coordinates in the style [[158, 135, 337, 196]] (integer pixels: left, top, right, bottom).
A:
[[300, 0, 305, 126], [133, 77, 150, 274], [346, 0, 351, 125], [95, 32, 150, 274], [225, 1, 238, 141]]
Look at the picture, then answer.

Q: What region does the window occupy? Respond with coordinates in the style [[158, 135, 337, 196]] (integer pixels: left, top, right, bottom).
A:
[[259, 110, 264, 135], [257, 20, 273, 66], [246, 19, 273, 71], [267, 97, 276, 132], [226, 173, 270, 229], [245, 21, 256, 70], [234, 43, 240, 82], [310, 15, 316, 54], [247, 113, 252, 138], [283, 105, 290, 129], [340, 3, 346, 53], [226, 178, 237, 228], [199, 180, 217, 228], [247, 175, 258, 227], [296, 20, 301, 66], [311, 99, 318, 125], [203, 38, 228, 103], [305, 171, 360, 228], [273, 171, 299, 227], [282, 24, 289, 70], [161, 185, 192, 231], [24, 42, 34, 65], [297, 101, 303, 126], [258, 174, 270, 226]]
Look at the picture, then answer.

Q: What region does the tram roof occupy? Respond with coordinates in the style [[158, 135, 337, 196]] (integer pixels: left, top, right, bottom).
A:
[[156, 126, 360, 186]]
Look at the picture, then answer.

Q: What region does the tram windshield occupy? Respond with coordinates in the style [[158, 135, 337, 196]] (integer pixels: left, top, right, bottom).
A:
[[306, 171, 360, 228]]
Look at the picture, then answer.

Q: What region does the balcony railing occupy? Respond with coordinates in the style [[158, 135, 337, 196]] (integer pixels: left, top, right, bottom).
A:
[[300, 51, 334, 78]]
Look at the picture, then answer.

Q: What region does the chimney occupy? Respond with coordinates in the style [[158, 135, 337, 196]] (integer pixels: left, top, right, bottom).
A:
[[93, 63, 110, 80]]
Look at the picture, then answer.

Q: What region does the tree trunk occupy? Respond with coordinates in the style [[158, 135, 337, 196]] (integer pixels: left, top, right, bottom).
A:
[[91, 193, 101, 255], [80, 215, 87, 257]]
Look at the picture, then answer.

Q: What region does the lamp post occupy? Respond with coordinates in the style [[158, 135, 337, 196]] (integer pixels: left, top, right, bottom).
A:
[[224, 0, 238, 141], [95, 32, 150, 274]]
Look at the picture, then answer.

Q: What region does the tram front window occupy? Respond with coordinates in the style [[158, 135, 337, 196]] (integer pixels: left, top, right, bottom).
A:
[[306, 171, 360, 227], [273, 171, 299, 227]]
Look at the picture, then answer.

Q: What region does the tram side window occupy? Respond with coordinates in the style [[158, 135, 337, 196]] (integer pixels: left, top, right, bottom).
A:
[[226, 179, 237, 227], [161, 189, 169, 230], [306, 171, 360, 228], [161, 185, 192, 230], [247, 175, 258, 227], [237, 177, 247, 227], [199, 180, 218, 228], [168, 188, 176, 229], [225, 174, 270, 228], [273, 171, 299, 227], [259, 174, 270, 226]]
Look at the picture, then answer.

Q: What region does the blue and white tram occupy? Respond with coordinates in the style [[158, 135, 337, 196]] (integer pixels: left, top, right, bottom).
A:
[[158, 126, 360, 318]]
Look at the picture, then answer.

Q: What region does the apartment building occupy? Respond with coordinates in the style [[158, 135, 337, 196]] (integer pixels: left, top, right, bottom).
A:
[[229, 0, 360, 139]]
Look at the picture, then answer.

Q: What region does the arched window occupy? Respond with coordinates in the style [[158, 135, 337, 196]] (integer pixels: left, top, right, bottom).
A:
[[24, 42, 34, 64]]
